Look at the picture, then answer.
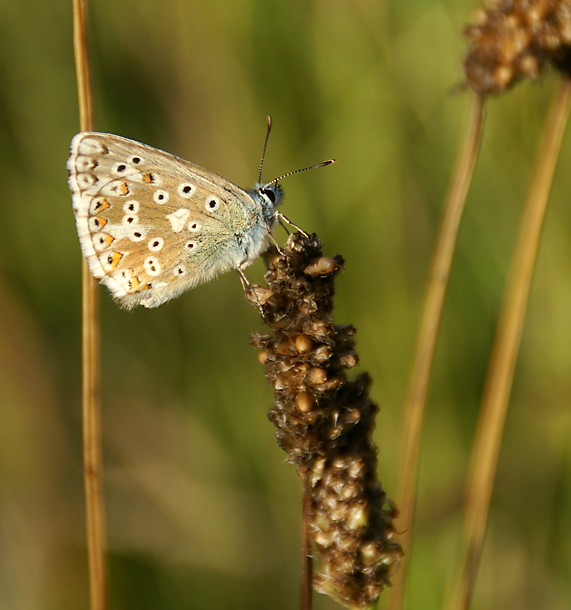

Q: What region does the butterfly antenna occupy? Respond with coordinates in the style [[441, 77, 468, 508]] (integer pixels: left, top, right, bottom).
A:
[[258, 116, 273, 183], [266, 159, 336, 187]]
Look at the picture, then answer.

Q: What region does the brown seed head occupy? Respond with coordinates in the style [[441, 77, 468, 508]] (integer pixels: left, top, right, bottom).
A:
[[249, 232, 403, 608], [464, 0, 571, 94]]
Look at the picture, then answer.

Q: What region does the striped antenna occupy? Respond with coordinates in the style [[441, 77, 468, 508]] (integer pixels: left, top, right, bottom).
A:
[[258, 116, 336, 186]]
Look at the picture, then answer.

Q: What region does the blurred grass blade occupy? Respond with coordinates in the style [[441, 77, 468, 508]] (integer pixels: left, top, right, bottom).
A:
[[389, 92, 485, 610], [72, 1, 107, 609], [446, 75, 571, 610]]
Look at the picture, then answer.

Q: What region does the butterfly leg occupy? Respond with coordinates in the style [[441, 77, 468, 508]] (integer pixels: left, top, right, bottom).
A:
[[236, 267, 252, 290], [277, 215, 291, 236], [276, 212, 309, 237], [237, 267, 265, 315], [267, 232, 284, 255]]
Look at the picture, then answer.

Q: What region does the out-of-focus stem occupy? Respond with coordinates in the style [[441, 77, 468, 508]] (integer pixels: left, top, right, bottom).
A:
[[446, 75, 571, 610], [389, 92, 486, 610]]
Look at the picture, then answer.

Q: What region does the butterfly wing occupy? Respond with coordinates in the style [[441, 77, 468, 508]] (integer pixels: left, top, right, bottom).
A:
[[67, 132, 266, 308]]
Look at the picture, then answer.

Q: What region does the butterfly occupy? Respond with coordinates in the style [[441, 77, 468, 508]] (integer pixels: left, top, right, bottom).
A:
[[67, 118, 334, 309]]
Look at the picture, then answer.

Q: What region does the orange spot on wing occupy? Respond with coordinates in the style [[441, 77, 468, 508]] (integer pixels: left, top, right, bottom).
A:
[[109, 182, 130, 196], [94, 197, 110, 212], [100, 233, 114, 248], [107, 251, 123, 269], [128, 276, 142, 291]]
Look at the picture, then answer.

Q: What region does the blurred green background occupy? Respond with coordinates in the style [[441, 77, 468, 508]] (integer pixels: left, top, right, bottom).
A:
[[1, 1, 571, 609]]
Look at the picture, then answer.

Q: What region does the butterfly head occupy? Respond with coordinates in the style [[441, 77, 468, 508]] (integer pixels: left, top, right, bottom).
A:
[[247, 182, 283, 227]]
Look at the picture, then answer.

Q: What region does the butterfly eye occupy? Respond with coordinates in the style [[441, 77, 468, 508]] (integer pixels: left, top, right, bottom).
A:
[[205, 197, 220, 211], [263, 189, 277, 203], [260, 184, 283, 206]]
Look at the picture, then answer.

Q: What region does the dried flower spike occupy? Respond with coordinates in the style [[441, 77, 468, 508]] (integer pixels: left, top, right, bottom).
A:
[[464, 0, 571, 94], [249, 232, 403, 609]]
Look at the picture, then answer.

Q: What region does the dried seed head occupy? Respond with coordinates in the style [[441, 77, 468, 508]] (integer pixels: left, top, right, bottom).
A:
[[295, 334, 314, 354], [304, 256, 339, 276], [296, 390, 315, 413], [464, 0, 571, 94], [249, 232, 403, 609]]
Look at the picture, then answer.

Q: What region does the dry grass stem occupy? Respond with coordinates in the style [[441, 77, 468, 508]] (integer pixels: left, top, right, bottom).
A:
[[72, 0, 107, 609], [446, 75, 571, 610], [388, 92, 485, 610]]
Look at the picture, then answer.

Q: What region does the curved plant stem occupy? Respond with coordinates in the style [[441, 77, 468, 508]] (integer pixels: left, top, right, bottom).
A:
[[72, 1, 106, 609], [388, 92, 486, 610], [446, 75, 571, 610]]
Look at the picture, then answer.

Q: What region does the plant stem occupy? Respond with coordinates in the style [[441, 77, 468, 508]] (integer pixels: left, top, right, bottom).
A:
[[389, 92, 486, 610], [446, 75, 571, 610], [72, 1, 106, 609], [301, 474, 313, 610]]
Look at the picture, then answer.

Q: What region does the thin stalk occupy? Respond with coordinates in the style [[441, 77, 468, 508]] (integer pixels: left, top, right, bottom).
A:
[[300, 474, 313, 610], [446, 75, 571, 610], [389, 92, 486, 610], [72, 1, 106, 609]]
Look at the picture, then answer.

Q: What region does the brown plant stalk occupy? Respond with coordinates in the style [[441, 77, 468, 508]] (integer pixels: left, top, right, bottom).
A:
[[301, 478, 314, 610], [446, 74, 571, 610], [72, 1, 107, 609], [388, 92, 485, 610]]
